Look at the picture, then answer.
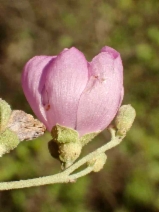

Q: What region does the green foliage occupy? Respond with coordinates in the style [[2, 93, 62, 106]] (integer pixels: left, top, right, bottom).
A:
[[0, 0, 159, 211], [0, 99, 11, 133], [0, 129, 19, 156]]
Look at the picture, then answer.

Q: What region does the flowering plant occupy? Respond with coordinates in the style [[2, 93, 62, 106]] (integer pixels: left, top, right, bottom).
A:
[[22, 46, 123, 135], [0, 46, 135, 190]]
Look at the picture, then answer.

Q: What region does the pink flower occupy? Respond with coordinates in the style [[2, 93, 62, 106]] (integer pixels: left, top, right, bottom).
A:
[[22, 46, 123, 136]]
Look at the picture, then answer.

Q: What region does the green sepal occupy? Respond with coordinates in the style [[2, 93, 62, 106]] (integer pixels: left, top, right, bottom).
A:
[[80, 131, 100, 147], [0, 129, 20, 157], [51, 124, 79, 144], [0, 99, 12, 133]]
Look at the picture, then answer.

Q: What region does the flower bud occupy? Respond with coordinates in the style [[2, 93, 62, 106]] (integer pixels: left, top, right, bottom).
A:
[[59, 142, 82, 169], [87, 153, 107, 172], [0, 98, 12, 133], [0, 129, 20, 157], [49, 124, 83, 169], [22, 46, 123, 138], [115, 104, 136, 136]]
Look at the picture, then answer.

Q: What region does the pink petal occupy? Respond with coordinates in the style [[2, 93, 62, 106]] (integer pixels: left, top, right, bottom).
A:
[[119, 86, 124, 106], [22, 56, 55, 128], [101, 46, 120, 59], [42, 47, 88, 131], [76, 47, 123, 136]]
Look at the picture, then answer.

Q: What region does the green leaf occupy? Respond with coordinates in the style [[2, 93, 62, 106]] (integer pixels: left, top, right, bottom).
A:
[[0, 129, 19, 156]]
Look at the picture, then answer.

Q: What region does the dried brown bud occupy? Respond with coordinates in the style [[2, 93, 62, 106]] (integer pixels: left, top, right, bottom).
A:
[[7, 110, 46, 141]]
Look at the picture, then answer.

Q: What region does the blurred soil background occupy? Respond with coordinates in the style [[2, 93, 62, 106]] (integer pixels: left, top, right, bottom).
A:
[[0, 0, 159, 211]]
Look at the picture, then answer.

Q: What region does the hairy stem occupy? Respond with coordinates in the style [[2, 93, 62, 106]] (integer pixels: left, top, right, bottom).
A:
[[64, 130, 123, 175], [69, 166, 93, 181], [0, 129, 124, 190]]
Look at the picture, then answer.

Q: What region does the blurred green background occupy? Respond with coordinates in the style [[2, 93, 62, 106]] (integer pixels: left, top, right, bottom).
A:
[[0, 0, 159, 211]]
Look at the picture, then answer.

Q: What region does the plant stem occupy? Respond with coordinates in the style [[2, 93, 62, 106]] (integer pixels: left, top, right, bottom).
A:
[[0, 173, 68, 190], [0, 130, 124, 190], [69, 166, 93, 181], [64, 133, 123, 175]]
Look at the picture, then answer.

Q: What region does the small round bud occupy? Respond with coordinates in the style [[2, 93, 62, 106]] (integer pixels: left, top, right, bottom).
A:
[[0, 98, 12, 133], [59, 142, 82, 169], [0, 129, 20, 157], [115, 104, 136, 136], [87, 153, 107, 172]]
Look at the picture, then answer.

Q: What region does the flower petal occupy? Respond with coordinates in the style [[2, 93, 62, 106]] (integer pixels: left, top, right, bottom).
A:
[[22, 56, 55, 128], [42, 47, 88, 131], [76, 47, 123, 136]]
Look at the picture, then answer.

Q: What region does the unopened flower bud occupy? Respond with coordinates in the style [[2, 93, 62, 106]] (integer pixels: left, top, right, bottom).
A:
[[0, 129, 19, 157], [114, 104, 136, 136], [0, 98, 12, 133], [87, 153, 107, 172], [22, 46, 123, 138], [59, 142, 82, 169]]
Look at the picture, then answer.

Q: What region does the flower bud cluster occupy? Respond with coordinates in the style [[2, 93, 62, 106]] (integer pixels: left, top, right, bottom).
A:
[[49, 124, 100, 169], [49, 105, 136, 170]]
